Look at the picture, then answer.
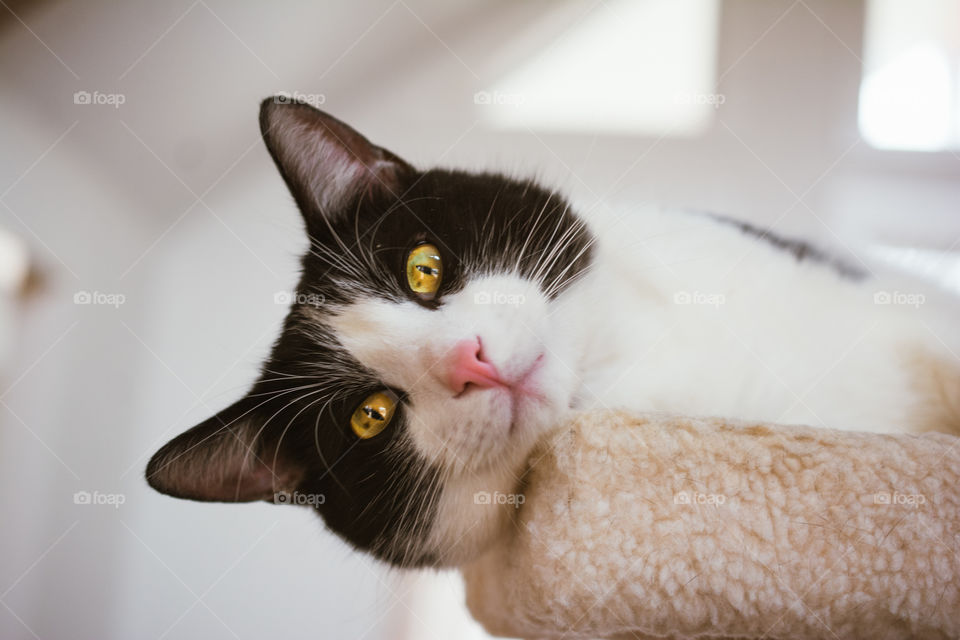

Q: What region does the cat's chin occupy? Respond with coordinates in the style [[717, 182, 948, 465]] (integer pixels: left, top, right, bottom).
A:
[[400, 344, 576, 475], [475, 377, 572, 472], [508, 393, 566, 445], [421, 404, 576, 567]]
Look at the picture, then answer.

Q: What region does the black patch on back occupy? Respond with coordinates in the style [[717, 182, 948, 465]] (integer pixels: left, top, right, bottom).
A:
[[704, 212, 865, 280]]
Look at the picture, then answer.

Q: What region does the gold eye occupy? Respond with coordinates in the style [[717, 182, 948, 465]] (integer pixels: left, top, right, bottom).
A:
[[350, 390, 398, 439], [406, 243, 442, 299]]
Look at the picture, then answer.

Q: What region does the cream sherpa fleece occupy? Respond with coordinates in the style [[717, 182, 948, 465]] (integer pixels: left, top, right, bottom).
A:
[[463, 411, 960, 640]]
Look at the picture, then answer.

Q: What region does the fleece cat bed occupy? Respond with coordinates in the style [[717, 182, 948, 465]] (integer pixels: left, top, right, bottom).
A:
[[462, 411, 960, 640]]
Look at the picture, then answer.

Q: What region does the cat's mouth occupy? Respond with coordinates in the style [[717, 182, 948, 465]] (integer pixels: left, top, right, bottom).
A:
[[427, 347, 560, 473], [511, 353, 546, 403], [504, 353, 548, 435], [455, 352, 546, 401], [449, 350, 549, 438]]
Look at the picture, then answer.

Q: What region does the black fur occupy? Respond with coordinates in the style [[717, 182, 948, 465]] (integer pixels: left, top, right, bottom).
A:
[[705, 212, 864, 279]]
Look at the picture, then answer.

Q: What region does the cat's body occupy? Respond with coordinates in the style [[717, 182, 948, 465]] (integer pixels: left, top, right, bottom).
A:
[[147, 99, 960, 570], [565, 207, 960, 434], [410, 206, 960, 564]]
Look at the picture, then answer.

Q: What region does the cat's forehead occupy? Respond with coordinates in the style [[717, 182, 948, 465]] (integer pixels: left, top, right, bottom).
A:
[[403, 170, 565, 221], [294, 172, 557, 303], [314, 170, 565, 241]]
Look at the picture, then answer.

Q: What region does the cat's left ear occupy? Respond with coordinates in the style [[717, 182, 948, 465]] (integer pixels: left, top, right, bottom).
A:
[[259, 97, 414, 224]]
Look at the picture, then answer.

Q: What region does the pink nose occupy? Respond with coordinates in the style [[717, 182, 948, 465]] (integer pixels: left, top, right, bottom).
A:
[[446, 339, 501, 394]]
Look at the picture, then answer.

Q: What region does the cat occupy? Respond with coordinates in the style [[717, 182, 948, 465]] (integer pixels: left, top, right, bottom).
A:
[[147, 97, 960, 569]]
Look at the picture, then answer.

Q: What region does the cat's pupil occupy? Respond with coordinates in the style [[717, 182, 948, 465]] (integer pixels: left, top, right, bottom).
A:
[[363, 406, 385, 421], [416, 265, 438, 276]]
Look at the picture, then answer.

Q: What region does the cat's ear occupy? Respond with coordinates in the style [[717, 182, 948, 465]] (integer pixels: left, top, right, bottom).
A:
[[259, 97, 413, 223], [146, 397, 300, 503]]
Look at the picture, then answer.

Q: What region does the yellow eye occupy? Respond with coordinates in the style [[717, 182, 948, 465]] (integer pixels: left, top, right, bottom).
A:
[[350, 390, 398, 439], [406, 243, 442, 299]]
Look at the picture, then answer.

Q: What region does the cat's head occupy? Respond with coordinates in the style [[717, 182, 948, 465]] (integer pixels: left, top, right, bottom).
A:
[[146, 98, 594, 567]]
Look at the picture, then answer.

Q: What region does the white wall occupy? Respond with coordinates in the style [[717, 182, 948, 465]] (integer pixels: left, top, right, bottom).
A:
[[1, 1, 958, 639]]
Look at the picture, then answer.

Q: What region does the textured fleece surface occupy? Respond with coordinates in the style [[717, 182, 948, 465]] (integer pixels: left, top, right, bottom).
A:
[[462, 411, 960, 639]]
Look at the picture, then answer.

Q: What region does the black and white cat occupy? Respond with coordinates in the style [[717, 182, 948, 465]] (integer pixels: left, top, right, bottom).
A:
[[147, 98, 960, 568]]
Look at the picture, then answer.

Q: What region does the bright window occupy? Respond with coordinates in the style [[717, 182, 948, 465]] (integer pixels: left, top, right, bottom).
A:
[[859, 0, 960, 151], [476, 0, 721, 137]]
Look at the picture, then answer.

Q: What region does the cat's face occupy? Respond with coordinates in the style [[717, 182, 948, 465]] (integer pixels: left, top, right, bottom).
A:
[[146, 99, 594, 567]]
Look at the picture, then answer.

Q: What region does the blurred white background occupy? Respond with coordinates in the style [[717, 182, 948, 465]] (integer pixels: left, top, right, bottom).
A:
[[1, 1, 958, 638]]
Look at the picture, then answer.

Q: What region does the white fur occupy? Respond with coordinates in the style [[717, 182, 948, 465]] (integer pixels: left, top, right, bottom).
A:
[[569, 208, 960, 433], [330, 274, 578, 475], [331, 207, 960, 564]]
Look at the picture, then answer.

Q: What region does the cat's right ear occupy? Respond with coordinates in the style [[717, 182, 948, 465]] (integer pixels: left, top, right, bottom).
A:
[[145, 396, 302, 503], [259, 97, 413, 225]]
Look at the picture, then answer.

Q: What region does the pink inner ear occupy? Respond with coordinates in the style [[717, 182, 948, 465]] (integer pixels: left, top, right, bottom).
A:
[[260, 99, 410, 219], [220, 461, 280, 502], [217, 451, 305, 503], [146, 422, 305, 504], [173, 458, 293, 503]]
